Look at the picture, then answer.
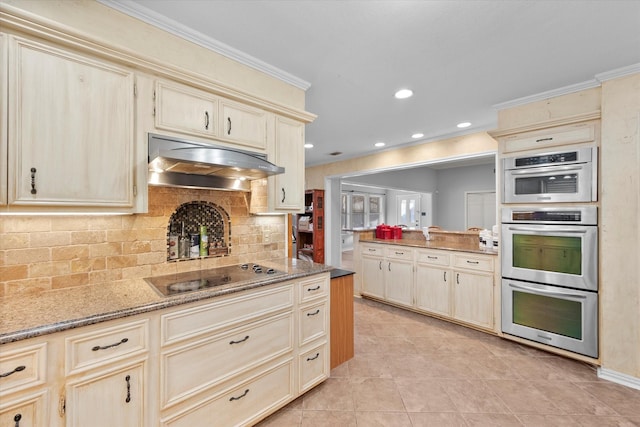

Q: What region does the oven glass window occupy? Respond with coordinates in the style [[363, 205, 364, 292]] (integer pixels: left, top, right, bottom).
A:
[[512, 234, 581, 275], [515, 174, 578, 195], [513, 290, 582, 339]]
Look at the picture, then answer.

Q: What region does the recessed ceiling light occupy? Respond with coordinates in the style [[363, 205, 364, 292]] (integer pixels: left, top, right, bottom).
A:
[[457, 122, 472, 128], [304, 143, 314, 148], [394, 89, 413, 99], [411, 133, 424, 139], [374, 142, 386, 147]]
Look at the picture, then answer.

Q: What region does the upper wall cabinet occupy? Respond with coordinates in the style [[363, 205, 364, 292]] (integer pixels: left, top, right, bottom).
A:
[[499, 121, 599, 154], [154, 80, 218, 139], [6, 35, 138, 210], [153, 79, 268, 152], [271, 115, 305, 211], [219, 98, 268, 151]]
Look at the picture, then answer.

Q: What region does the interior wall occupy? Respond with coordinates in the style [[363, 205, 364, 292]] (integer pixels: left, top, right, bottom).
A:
[[434, 163, 497, 230]]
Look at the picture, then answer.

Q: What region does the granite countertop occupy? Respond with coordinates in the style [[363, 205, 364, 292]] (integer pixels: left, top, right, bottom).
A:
[[330, 268, 355, 279], [0, 258, 332, 345], [359, 238, 498, 255]]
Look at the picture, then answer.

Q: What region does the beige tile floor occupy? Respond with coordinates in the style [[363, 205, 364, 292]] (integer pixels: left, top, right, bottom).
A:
[[258, 297, 640, 426]]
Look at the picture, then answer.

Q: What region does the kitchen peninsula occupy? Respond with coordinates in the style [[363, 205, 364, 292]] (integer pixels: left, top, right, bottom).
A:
[[353, 228, 499, 333]]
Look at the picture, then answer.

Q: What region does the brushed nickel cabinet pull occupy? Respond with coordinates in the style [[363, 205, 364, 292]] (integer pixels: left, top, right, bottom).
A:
[[229, 389, 249, 401], [92, 338, 128, 351], [1, 365, 26, 378], [229, 335, 250, 344]]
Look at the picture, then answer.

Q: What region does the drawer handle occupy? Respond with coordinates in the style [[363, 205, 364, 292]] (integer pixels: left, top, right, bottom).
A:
[[307, 309, 320, 316], [204, 111, 210, 130], [536, 137, 553, 142], [125, 375, 131, 403], [229, 388, 249, 401], [0, 365, 26, 378], [92, 337, 128, 351], [444, 271, 447, 282], [395, 251, 404, 255], [30, 168, 37, 194], [307, 285, 321, 292], [456, 273, 460, 285], [306, 352, 320, 361], [427, 256, 438, 259], [14, 414, 21, 427], [466, 260, 480, 264], [227, 117, 232, 135], [229, 335, 250, 345]]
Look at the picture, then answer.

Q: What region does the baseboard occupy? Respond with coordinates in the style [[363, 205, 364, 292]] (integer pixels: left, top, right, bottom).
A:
[[597, 367, 640, 391]]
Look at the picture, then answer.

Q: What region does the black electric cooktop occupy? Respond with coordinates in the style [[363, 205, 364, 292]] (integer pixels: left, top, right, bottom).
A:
[[145, 263, 286, 297]]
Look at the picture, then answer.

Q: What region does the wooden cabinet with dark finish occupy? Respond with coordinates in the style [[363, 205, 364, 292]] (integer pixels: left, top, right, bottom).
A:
[[296, 189, 324, 263]]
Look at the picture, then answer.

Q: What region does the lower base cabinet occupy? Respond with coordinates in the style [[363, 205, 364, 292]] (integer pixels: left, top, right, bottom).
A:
[[0, 272, 330, 427]]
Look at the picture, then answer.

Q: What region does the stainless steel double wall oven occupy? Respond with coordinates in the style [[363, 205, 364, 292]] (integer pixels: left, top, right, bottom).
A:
[[501, 147, 599, 358]]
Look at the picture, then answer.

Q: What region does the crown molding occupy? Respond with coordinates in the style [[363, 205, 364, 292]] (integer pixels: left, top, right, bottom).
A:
[[492, 79, 601, 111], [596, 63, 640, 82], [97, 0, 311, 91]]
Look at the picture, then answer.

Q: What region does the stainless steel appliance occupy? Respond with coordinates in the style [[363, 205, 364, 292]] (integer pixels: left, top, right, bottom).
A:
[[145, 263, 285, 296], [503, 147, 597, 203], [501, 206, 598, 357], [501, 206, 598, 291], [148, 133, 285, 192]]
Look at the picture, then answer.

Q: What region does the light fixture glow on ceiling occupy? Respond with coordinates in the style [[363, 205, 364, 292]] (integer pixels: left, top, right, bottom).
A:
[[304, 143, 314, 148], [374, 142, 385, 147], [411, 133, 424, 139], [394, 89, 413, 99], [456, 122, 472, 128]]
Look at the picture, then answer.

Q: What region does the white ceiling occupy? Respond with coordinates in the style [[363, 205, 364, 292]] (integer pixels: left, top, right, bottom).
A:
[[104, 0, 640, 167]]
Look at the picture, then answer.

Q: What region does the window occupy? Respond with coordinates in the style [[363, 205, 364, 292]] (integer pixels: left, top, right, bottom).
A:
[[341, 192, 385, 229]]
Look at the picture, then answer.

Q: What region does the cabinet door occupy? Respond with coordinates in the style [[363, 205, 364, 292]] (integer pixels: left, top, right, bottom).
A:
[[8, 36, 135, 207], [384, 259, 414, 307], [415, 264, 451, 317], [155, 80, 217, 138], [65, 362, 144, 427], [0, 390, 49, 427], [219, 99, 267, 150], [452, 271, 494, 329], [0, 33, 7, 206], [272, 116, 304, 211], [361, 255, 384, 299]]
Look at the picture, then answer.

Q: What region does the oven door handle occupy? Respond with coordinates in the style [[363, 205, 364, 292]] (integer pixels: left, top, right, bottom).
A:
[[508, 282, 587, 299], [507, 226, 587, 234], [509, 165, 584, 175]]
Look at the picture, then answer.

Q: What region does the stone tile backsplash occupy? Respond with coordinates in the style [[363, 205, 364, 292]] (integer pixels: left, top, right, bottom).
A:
[[0, 187, 285, 298]]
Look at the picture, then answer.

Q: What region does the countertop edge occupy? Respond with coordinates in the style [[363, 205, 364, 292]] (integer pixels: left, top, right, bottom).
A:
[[359, 238, 499, 255]]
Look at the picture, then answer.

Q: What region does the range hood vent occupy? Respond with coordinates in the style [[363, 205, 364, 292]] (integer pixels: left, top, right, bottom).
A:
[[148, 133, 284, 192]]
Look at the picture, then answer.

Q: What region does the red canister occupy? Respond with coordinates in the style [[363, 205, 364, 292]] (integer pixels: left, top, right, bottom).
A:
[[392, 226, 402, 240]]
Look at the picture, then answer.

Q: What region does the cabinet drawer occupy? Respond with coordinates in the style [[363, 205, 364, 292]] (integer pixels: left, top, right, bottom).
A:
[[453, 254, 494, 272], [299, 301, 328, 347], [361, 244, 384, 257], [502, 122, 597, 153], [299, 342, 328, 394], [0, 389, 48, 426], [161, 359, 294, 427], [385, 246, 414, 261], [299, 275, 328, 304], [161, 283, 293, 346], [65, 319, 148, 375], [0, 343, 46, 396], [415, 249, 450, 266], [162, 312, 293, 408]]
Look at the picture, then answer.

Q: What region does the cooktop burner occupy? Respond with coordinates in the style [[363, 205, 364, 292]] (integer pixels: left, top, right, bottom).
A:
[[145, 263, 286, 297]]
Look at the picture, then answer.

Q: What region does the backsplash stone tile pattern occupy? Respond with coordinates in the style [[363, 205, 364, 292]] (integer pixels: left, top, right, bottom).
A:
[[0, 187, 285, 298]]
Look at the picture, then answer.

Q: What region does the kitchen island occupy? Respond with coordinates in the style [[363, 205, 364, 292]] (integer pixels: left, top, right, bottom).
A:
[[0, 259, 332, 427]]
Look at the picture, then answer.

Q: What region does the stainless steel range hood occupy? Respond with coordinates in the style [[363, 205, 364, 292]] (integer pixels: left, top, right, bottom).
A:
[[148, 133, 284, 192]]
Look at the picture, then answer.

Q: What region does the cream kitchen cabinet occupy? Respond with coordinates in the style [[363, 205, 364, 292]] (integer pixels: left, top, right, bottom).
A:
[[360, 243, 386, 299], [500, 120, 599, 154], [360, 243, 414, 307], [154, 80, 218, 139], [0, 33, 7, 206], [415, 249, 452, 317], [219, 98, 268, 151], [451, 253, 494, 330], [62, 318, 150, 427], [6, 35, 138, 210], [0, 340, 50, 427]]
